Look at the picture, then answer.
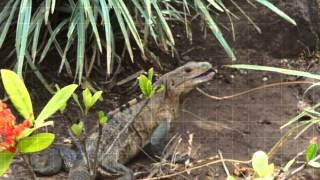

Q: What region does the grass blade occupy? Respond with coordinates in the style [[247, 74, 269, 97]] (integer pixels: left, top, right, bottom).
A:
[[0, 0, 19, 48], [39, 20, 68, 63], [99, 0, 112, 74], [44, 0, 51, 24], [195, 0, 236, 61], [16, 0, 32, 76], [255, 0, 296, 25], [76, 6, 85, 84], [0, 0, 14, 25], [81, 0, 102, 51], [227, 64, 320, 80]]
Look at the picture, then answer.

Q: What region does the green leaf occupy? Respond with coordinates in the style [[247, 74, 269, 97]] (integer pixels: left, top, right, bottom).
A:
[[252, 151, 274, 177], [0, 152, 14, 176], [306, 143, 318, 162], [17, 133, 55, 153], [138, 75, 149, 96], [35, 84, 78, 126], [138, 74, 154, 97], [75, 6, 85, 84], [16, 0, 32, 76], [283, 158, 295, 172], [72, 93, 84, 115], [1, 69, 33, 120], [71, 121, 84, 138], [255, 0, 296, 26], [98, 0, 112, 74], [91, 91, 103, 107], [226, 176, 236, 180], [226, 64, 320, 80], [195, 0, 235, 61], [98, 111, 107, 125], [308, 161, 320, 168], [39, 20, 68, 63], [80, 0, 102, 51], [148, 68, 154, 82], [82, 88, 92, 110], [0, 0, 19, 48]]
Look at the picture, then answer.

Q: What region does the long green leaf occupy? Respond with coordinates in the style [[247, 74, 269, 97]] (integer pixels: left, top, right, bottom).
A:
[[81, 0, 102, 51], [39, 20, 68, 63], [35, 84, 78, 125], [25, 50, 54, 94], [1, 69, 33, 120], [0, 0, 19, 48], [255, 0, 296, 25], [195, 0, 236, 61], [31, 7, 44, 60], [115, 0, 144, 54], [76, 6, 85, 84], [152, 2, 175, 45], [99, 0, 112, 74], [44, 0, 51, 24], [109, 0, 134, 61], [0, 0, 14, 25], [227, 64, 320, 80], [16, 0, 32, 76]]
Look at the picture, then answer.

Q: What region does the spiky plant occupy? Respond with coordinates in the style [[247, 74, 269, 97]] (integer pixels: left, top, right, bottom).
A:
[[0, 0, 296, 90]]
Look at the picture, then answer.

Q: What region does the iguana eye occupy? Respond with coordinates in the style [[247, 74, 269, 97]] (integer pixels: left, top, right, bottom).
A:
[[184, 67, 192, 73]]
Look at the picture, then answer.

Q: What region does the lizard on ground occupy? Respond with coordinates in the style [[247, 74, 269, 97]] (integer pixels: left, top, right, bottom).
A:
[[30, 61, 216, 179]]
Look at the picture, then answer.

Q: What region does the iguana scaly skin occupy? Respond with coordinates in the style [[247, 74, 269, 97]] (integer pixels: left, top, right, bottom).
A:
[[30, 61, 215, 179]]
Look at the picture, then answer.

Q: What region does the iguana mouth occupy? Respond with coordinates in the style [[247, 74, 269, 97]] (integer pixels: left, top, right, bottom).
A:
[[193, 68, 216, 80]]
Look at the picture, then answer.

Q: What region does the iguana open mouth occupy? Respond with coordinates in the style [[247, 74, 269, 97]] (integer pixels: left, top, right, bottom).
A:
[[193, 68, 216, 80]]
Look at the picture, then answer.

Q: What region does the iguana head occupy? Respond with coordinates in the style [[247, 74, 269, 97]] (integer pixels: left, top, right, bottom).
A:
[[161, 61, 215, 96]]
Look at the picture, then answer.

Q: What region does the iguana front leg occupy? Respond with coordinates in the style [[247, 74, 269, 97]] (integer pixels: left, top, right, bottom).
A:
[[150, 120, 171, 156]]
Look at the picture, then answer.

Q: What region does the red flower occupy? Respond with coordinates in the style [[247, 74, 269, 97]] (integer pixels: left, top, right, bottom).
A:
[[0, 101, 31, 152]]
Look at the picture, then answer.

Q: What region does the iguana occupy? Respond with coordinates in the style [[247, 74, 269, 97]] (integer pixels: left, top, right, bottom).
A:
[[30, 61, 216, 179]]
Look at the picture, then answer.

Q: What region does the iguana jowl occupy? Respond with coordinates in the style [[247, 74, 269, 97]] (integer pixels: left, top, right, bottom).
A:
[[31, 61, 215, 179]]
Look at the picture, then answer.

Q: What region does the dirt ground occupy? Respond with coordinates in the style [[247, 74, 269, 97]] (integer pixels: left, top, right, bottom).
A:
[[4, 26, 320, 180]]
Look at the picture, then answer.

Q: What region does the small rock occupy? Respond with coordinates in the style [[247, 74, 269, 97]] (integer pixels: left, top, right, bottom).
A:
[[183, 56, 191, 61]]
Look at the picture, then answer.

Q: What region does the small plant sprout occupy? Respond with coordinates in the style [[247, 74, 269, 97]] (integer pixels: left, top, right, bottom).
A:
[[71, 121, 84, 139], [0, 69, 77, 176], [82, 88, 103, 115], [138, 68, 164, 98], [138, 68, 155, 98], [70, 88, 102, 138], [98, 111, 108, 125], [252, 151, 274, 179], [306, 141, 320, 168]]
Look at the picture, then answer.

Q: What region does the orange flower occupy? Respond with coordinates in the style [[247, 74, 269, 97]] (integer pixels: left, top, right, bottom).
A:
[[0, 101, 31, 152]]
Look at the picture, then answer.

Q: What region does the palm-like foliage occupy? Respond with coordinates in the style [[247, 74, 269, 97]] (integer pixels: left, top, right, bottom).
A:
[[0, 0, 296, 88]]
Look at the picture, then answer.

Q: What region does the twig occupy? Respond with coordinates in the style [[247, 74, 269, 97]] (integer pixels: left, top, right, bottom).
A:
[[268, 123, 306, 160], [197, 81, 314, 101], [92, 124, 103, 179], [22, 155, 37, 180], [218, 150, 230, 177], [140, 159, 250, 180], [280, 163, 307, 180]]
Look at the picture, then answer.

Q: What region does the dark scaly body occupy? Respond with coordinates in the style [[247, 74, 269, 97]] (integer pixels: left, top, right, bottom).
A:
[[30, 62, 216, 179]]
